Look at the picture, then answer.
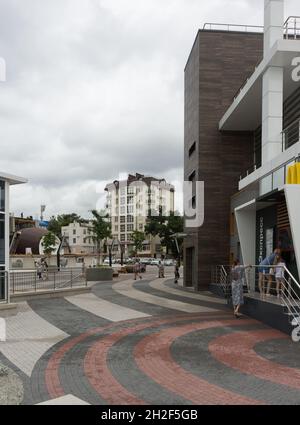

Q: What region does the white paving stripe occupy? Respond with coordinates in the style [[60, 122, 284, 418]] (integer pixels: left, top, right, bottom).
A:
[[149, 279, 227, 305], [65, 292, 150, 322], [113, 279, 218, 313], [37, 395, 90, 405], [0, 303, 68, 377]]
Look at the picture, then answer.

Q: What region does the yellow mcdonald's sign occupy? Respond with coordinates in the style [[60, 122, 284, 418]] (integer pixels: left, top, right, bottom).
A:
[[287, 163, 300, 184]]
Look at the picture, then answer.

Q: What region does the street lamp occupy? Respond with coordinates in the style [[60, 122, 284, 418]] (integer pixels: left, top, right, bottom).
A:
[[170, 233, 188, 267]]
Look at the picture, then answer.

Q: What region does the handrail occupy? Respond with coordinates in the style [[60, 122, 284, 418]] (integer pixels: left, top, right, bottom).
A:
[[203, 23, 264, 33]]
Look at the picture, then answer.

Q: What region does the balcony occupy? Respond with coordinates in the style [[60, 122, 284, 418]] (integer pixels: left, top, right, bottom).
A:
[[219, 21, 300, 132], [282, 118, 300, 151]]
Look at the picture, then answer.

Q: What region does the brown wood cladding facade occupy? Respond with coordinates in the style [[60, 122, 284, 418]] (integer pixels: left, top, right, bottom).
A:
[[184, 30, 263, 290]]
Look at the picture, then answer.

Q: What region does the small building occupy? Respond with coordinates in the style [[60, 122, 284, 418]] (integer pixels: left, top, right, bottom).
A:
[[61, 221, 97, 255], [0, 171, 27, 302]]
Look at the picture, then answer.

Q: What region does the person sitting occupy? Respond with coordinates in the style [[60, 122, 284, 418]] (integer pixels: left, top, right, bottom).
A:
[[258, 249, 281, 297]]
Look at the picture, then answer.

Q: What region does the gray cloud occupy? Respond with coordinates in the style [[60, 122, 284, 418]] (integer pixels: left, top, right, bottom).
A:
[[1, 0, 299, 218]]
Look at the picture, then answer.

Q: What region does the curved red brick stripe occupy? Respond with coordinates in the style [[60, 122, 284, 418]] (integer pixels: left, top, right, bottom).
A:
[[45, 312, 229, 399], [83, 314, 234, 405], [134, 320, 264, 405], [208, 329, 300, 390]]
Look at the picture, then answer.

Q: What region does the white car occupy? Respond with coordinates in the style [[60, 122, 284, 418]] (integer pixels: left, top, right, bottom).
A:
[[150, 259, 160, 266]]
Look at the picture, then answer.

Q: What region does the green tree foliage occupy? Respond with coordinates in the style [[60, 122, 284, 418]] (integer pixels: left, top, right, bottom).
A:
[[48, 213, 87, 237], [90, 210, 112, 265], [41, 232, 57, 256], [131, 231, 146, 255], [145, 210, 184, 256]]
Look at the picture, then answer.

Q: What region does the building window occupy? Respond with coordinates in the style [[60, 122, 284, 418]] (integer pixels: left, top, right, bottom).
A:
[[73, 238, 76, 244], [188, 142, 196, 157], [127, 224, 134, 232], [120, 216, 126, 223], [115, 217, 119, 223], [120, 197, 126, 205], [120, 234, 126, 242], [73, 230, 76, 235], [120, 188, 126, 196], [120, 206, 125, 215], [115, 225, 119, 232], [127, 205, 134, 214], [121, 225, 126, 233], [127, 215, 134, 223]]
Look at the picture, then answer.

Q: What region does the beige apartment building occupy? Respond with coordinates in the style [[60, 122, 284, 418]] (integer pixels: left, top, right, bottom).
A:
[[105, 173, 175, 257], [61, 221, 97, 255]]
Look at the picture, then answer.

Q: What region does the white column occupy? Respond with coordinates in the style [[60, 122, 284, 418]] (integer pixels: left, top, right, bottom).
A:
[[261, 0, 284, 165], [235, 201, 257, 292], [264, 0, 284, 55], [262, 66, 283, 164]]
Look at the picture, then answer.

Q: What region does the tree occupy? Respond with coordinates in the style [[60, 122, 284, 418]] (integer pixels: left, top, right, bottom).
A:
[[48, 213, 87, 237], [41, 232, 58, 272], [90, 210, 112, 266], [131, 231, 146, 256], [145, 211, 184, 257]]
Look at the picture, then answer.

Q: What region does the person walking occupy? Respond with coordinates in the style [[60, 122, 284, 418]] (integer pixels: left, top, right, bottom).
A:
[[174, 261, 180, 284], [275, 256, 286, 298], [231, 260, 251, 318], [134, 259, 142, 280], [158, 260, 165, 278], [258, 249, 281, 296], [36, 261, 43, 280]]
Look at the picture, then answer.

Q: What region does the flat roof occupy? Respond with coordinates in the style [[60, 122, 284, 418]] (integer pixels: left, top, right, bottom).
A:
[[0, 171, 28, 185]]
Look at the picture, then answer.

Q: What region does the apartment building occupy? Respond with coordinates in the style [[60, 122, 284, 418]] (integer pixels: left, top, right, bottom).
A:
[[61, 221, 97, 255], [105, 173, 175, 257], [184, 0, 300, 291], [0, 172, 27, 302]]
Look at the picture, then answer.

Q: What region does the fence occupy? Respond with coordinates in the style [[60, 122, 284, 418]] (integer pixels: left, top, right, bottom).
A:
[[0, 271, 8, 303], [10, 267, 87, 294]]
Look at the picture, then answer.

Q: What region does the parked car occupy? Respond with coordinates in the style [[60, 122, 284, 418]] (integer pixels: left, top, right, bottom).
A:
[[150, 259, 160, 266], [164, 259, 175, 266]]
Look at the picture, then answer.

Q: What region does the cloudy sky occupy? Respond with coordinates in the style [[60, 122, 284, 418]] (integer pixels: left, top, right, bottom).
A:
[[0, 0, 299, 219]]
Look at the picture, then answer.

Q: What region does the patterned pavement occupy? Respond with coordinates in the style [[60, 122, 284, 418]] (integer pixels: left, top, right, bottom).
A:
[[0, 268, 300, 405]]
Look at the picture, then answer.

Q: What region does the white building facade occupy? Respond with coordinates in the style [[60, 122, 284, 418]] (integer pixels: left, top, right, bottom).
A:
[[61, 221, 97, 255], [105, 173, 175, 257], [0, 172, 27, 303], [219, 1, 300, 287]]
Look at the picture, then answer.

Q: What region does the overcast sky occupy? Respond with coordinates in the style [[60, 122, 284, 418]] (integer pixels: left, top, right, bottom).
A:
[[0, 0, 299, 219]]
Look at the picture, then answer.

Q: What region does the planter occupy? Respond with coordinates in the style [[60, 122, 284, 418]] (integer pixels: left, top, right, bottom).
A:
[[86, 267, 113, 282]]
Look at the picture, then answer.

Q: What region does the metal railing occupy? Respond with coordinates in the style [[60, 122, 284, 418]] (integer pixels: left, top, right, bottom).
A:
[[10, 267, 87, 294], [0, 271, 8, 303], [203, 23, 264, 33], [282, 118, 300, 151], [211, 265, 232, 299], [213, 264, 300, 325], [283, 16, 300, 40]]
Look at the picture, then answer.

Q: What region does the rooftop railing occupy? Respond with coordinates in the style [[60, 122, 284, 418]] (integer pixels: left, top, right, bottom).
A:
[[283, 16, 300, 40], [203, 23, 263, 33]]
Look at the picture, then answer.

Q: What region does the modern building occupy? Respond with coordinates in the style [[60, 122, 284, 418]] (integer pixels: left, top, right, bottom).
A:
[[105, 173, 175, 257], [184, 0, 300, 297], [61, 221, 97, 255], [0, 172, 27, 302]]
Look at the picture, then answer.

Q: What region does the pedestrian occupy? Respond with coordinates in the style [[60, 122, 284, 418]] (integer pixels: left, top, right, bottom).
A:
[[158, 260, 165, 278], [258, 249, 281, 296], [134, 259, 142, 280], [275, 256, 286, 298], [174, 261, 180, 284], [36, 261, 43, 280], [231, 260, 251, 318]]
